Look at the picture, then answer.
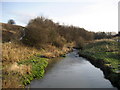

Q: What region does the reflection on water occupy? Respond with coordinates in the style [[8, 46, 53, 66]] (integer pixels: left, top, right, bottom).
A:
[[27, 50, 116, 88]]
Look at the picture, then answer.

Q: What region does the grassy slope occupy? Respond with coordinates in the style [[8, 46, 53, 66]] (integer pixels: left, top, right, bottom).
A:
[[80, 38, 120, 72], [1, 23, 24, 42]]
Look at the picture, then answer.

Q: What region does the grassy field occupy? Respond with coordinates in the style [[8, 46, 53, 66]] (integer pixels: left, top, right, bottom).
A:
[[80, 38, 120, 73]]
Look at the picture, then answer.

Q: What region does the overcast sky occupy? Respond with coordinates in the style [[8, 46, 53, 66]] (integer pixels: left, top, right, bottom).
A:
[[1, 0, 119, 33]]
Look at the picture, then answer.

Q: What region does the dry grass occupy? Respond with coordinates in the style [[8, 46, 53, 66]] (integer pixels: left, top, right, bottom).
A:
[[2, 41, 74, 64], [93, 38, 115, 43], [2, 73, 23, 88], [2, 42, 40, 88], [2, 42, 41, 64], [41, 42, 74, 58], [8, 62, 31, 75]]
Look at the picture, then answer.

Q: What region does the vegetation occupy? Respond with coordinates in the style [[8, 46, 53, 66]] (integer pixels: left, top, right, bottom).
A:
[[2, 42, 41, 88], [22, 17, 94, 49], [22, 17, 65, 48], [80, 38, 119, 72], [3, 55, 48, 88], [18, 57, 48, 86], [94, 32, 114, 39], [1, 23, 24, 42], [2, 42, 73, 88], [79, 38, 120, 88], [8, 19, 16, 25]]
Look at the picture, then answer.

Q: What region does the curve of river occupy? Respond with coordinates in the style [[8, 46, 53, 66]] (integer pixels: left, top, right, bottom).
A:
[[27, 49, 117, 89]]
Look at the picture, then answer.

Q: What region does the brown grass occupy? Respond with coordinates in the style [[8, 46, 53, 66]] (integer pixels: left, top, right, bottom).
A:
[[93, 38, 115, 43], [2, 41, 74, 64], [2, 42, 40, 88], [2, 42, 41, 64], [2, 73, 23, 88], [41, 42, 74, 58], [8, 62, 31, 75]]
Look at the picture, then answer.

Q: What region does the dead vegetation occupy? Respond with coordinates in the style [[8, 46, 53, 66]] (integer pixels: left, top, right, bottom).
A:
[[2, 42, 40, 64]]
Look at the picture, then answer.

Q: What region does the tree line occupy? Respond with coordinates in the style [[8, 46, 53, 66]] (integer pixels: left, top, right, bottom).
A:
[[7, 17, 114, 49], [21, 17, 94, 49]]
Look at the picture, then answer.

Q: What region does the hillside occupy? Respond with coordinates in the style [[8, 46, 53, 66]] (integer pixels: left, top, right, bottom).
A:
[[1, 23, 24, 42]]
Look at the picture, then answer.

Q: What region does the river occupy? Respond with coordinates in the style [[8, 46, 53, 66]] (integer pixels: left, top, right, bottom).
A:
[[27, 49, 117, 89]]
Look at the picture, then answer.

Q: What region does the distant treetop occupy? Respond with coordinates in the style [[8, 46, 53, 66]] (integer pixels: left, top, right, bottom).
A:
[[8, 19, 16, 25]]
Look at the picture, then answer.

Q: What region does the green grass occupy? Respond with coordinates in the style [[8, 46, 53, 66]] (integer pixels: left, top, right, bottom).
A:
[[80, 39, 120, 72], [18, 56, 48, 85]]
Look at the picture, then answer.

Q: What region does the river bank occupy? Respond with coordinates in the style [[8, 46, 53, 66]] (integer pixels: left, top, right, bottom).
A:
[[2, 42, 74, 88], [18, 45, 74, 87], [78, 39, 120, 89]]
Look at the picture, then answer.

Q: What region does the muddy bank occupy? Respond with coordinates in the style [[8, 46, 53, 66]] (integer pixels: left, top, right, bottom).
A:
[[78, 52, 120, 89]]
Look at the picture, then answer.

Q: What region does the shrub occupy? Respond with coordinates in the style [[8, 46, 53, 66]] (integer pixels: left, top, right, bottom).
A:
[[53, 36, 66, 48], [75, 37, 85, 49], [8, 19, 16, 25], [22, 17, 63, 49], [22, 16, 94, 49]]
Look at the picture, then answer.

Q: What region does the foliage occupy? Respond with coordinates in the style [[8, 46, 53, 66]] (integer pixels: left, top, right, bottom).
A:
[[22, 16, 94, 49], [22, 17, 66, 48], [75, 36, 85, 49], [18, 57, 48, 85], [94, 32, 113, 39], [8, 19, 16, 25], [80, 39, 120, 72]]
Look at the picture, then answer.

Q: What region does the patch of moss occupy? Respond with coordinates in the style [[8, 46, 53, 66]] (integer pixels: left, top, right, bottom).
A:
[[18, 57, 48, 85]]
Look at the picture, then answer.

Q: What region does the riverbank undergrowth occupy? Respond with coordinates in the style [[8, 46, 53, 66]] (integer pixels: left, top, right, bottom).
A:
[[79, 38, 120, 88], [2, 42, 73, 88]]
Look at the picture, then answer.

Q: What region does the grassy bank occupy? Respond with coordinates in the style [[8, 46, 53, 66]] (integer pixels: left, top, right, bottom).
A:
[[3, 56, 48, 88], [18, 57, 48, 86], [79, 38, 120, 88], [2, 42, 74, 88]]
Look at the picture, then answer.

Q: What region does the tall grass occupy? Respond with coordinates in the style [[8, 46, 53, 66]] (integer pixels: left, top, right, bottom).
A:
[[2, 42, 40, 64]]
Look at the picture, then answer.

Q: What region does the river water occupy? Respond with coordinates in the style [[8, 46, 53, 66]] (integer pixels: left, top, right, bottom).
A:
[[27, 49, 117, 88]]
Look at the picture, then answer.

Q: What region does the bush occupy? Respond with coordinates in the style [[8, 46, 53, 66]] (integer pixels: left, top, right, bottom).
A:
[[75, 37, 85, 49], [8, 19, 16, 24], [53, 36, 66, 48], [22, 16, 94, 49], [22, 17, 59, 48]]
